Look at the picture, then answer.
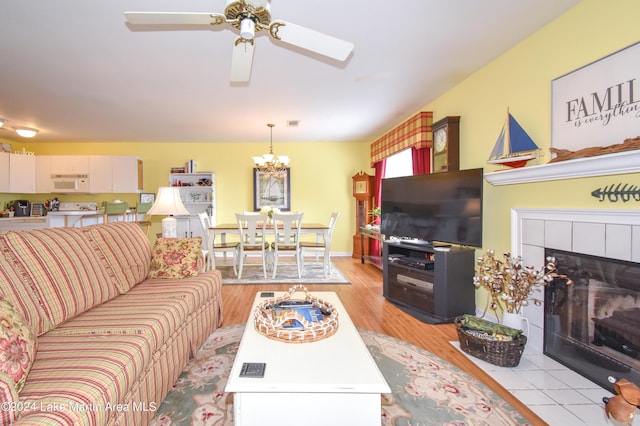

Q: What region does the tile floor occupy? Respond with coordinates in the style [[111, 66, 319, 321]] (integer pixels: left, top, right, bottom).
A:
[[450, 342, 637, 425]]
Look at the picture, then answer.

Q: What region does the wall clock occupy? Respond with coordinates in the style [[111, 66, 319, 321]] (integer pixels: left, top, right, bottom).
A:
[[431, 116, 460, 173]]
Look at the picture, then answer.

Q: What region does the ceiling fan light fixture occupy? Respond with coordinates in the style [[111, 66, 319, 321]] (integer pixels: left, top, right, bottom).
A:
[[240, 18, 255, 40], [14, 126, 39, 138]]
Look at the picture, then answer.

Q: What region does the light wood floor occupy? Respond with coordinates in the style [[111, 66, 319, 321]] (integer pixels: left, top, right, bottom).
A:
[[220, 256, 546, 425]]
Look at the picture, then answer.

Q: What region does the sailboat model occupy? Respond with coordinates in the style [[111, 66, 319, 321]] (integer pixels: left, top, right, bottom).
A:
[[487, 111, 540, 168]]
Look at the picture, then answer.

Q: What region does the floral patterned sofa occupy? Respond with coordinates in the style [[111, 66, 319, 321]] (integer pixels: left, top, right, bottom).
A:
[[0, 222, 223, 425]]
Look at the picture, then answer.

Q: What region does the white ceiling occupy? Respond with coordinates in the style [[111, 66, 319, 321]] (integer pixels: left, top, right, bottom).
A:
[[0, 0, 580, 144]]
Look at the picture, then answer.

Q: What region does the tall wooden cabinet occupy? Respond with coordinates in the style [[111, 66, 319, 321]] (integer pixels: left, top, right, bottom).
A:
[[352, 171, 375, 259]]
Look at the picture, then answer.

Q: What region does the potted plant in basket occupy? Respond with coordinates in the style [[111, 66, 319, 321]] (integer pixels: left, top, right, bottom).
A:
[[473, 250, 572, 329]]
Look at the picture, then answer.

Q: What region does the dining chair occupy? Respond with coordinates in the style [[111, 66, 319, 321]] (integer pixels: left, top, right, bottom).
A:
[[199, 211, 239, 275], [135, 202, 153, 236], [300, 211, 340, 278], [196, 212, 212, 271], [103, 201, 129, 223], [235, 213, 269, 279], [270, 212, 304, 279]]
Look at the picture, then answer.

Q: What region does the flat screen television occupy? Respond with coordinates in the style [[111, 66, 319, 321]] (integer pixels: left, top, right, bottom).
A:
[[381, 168, 483, 248]]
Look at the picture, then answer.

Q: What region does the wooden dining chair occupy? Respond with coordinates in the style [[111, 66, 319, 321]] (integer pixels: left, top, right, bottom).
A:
[[135, 202, 153, 236], [103, 201, 129, 223], [271, 212, 304, 279], [235, 213, 269, 279], [300, 211, 340, 278]]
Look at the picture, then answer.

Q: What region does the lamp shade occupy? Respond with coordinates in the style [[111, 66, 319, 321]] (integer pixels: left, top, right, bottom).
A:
[[147, 187, 190, 238], [147, 187, 190, 216]]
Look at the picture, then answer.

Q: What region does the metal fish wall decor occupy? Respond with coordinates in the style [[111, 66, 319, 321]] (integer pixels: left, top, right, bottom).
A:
[[591, 183, 640, 202]]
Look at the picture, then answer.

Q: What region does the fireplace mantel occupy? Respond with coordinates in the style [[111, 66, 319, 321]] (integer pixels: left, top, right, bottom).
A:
[[484, 150, 640, 185]]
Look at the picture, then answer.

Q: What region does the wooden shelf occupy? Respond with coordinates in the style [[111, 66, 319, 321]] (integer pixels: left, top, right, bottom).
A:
[[484, 150, 640, 185]]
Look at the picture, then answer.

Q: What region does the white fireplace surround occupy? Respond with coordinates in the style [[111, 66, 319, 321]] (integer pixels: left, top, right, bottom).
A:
[[485, 208, 640, 353]]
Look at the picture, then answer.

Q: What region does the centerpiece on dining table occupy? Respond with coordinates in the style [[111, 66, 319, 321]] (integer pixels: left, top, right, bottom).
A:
[[260, 206, 280, 223]]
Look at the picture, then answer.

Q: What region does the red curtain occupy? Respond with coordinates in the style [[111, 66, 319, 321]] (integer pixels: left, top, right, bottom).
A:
[[412, 146, 431, 175], [370, 159, 386, 255]]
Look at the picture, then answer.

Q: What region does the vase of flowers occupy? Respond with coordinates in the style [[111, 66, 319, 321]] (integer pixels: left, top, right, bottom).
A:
[[259, 206, 280, 223], [473, 250, 572, 326]]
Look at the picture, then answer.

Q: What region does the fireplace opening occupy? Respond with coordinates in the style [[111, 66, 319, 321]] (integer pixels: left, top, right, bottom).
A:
[[544, 248, 640, 393]]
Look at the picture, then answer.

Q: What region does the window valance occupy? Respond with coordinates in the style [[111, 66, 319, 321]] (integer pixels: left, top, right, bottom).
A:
[[370, 111, 433, 166]]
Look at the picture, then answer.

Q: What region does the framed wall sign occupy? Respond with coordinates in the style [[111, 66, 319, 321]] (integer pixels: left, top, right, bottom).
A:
[[551, 41, 640, 151], [140, 193, 155, 204], [253, 168, 291, 211]]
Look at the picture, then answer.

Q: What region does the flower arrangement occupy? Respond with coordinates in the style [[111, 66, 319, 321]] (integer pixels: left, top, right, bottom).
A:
[[473, 250, 572, 315], [259, 206, 280, 219]]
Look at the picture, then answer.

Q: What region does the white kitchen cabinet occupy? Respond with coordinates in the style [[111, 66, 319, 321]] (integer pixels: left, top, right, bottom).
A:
[[89, 156, 142, 193], [9, 154, 36, 193], [112, 156, 142, 193], [0, 152, 9, 193], [88, 155, 113, 193], [50, 155, 89, 174], [36, 156, 51, 193]]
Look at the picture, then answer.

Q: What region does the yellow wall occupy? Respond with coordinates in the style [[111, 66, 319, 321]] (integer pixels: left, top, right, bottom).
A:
[[421, 0, 640, 311], [423, 0, 640, 254], [2, 141, 373, 252]]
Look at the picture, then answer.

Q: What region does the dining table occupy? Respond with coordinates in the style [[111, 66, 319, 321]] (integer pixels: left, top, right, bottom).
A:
[[209, 222, 330, 267]]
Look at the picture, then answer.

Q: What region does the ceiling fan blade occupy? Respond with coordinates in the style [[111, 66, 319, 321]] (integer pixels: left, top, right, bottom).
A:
[[268, 20, 354, 61], [230, 37, 255, 82], [124, 12, 226, 26]]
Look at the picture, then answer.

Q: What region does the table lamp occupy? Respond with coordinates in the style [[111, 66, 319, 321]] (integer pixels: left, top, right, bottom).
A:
[[146, 187, 190, 238]]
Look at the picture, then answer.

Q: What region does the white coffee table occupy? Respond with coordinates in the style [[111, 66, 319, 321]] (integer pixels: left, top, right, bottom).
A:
[[225, 291, 391, 425]]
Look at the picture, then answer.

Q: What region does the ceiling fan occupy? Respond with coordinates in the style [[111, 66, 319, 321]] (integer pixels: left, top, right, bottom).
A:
[[124, 0, 354, 82]]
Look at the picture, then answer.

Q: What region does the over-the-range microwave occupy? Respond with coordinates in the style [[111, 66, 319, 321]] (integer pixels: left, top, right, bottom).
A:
[[50, 174, 90, 193]]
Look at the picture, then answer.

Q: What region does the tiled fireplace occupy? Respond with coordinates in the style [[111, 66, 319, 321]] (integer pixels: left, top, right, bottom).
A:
[[511, 208, 640, 392]]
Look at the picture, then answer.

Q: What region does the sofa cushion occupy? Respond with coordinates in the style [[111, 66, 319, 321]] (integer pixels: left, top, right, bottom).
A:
[[0, 298, 37, 393], [0, 371, 19, 424], [18, 332, 156, 426], [46, 294, 190, 349], [126, 270, 222, 312], [148, 237, 204, 279], [0, 228, 119, 328], [0, 237, 54, 336], [82, 222, 152, 293]]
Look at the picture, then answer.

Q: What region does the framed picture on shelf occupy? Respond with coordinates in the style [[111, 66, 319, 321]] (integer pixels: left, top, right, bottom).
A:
[[140, 193, 155, 204], [253, 168, 290, 211]]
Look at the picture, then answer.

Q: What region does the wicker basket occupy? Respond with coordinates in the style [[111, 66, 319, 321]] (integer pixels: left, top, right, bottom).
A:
[[254, 285, 339, 343], [455, 317, 527, 367]]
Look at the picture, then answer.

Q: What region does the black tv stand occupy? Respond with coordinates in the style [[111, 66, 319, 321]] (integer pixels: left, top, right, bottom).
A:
[[397, 239, 431, 247], [383, 241, 475, 324]]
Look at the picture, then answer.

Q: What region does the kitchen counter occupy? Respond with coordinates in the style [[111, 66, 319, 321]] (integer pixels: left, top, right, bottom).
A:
[[0, 216, 48, 233], [47, 210, 105, 228]]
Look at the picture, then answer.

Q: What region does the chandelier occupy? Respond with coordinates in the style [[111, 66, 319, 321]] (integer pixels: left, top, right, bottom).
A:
[[252, 123, 290, 174]]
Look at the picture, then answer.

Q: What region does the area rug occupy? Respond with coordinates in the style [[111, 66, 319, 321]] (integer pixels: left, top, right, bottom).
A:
[[217, 261, 350, 285], [150, 324, 530, 425]]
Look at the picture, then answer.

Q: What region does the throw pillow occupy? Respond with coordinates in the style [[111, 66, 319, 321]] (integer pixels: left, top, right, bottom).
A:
[[148, 237, 204, 279], [0, 298, 37, 393]]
